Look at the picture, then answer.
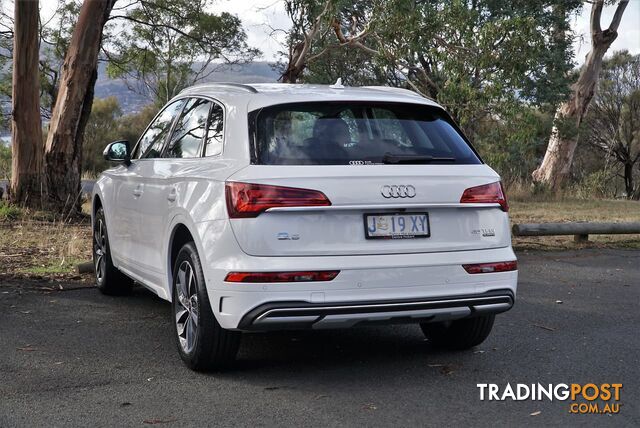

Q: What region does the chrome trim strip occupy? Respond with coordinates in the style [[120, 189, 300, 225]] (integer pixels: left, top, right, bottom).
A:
[[256, 295, 511, 321], [266, 203, 501, 212]]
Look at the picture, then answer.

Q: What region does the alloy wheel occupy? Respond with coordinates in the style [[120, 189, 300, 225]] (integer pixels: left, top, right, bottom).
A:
[[174, 260, 199, 353], [93, 218, 106, 282]]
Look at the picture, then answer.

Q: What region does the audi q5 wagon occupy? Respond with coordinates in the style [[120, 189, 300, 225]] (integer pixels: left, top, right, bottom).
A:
[[93, 82, 517, 370]]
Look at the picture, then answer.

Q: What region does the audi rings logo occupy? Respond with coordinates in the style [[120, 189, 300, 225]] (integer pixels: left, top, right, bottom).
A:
[[381, 185, 416, 198]]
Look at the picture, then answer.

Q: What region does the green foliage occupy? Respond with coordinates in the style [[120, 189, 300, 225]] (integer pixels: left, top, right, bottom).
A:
[[372, 0, 580, 131], [0, 201, 22, 221], [0, 143, 10, 179], [571, 170, 615, 199], [82, 98, 160, 175], [116, 104, 159, 146], [105, 0, 259, 105], [474, 104, 553, 183], [83, 97, 123, 174]]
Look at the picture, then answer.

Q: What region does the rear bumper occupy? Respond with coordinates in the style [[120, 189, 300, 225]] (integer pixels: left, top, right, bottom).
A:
[[237, 289, 514, 331], [195, 220, 518, 330]]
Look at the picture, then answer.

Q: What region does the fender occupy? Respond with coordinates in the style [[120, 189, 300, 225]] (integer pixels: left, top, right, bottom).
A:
[[165, 213, 209, 302]]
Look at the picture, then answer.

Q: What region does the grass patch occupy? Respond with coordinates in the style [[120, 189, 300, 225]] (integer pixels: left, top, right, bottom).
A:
[[21, 258, 86, 275], [0, 202, 23, 221], [0, 217, 92, 282]]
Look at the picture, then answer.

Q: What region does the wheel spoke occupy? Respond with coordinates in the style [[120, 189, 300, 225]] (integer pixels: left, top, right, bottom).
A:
[[190, 303, 198, 327], [95, 254, 104, 279], [186, 264, 195, 296], [93, 229, 101, 248], [98, 221, 105, 248], [177, 266, 188, 299], [186, 315, 196, 351], [175, 309, 189, 335]]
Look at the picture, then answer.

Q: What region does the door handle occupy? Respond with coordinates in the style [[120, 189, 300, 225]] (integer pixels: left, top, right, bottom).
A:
[[167, 187, 177, 202], [133, 185, 143, 197]]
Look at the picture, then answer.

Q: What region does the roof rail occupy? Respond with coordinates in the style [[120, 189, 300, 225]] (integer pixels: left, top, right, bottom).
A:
[[182, 82, 258, 94], [362, 85, 431, 100]]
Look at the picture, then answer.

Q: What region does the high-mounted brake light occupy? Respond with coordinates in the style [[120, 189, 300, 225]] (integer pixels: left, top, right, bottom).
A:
[[460, 181, 508, 212], [225, 182, 331, 218], [224, 271, 340, 283], [463, 261, 517, 274]]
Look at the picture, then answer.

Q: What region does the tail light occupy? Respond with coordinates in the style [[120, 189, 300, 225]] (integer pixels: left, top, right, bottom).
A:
[[225, 182, 331, 218], [463, 261, 517, 274], [460, 181, 508, 212], [224, 271, 340, 283]]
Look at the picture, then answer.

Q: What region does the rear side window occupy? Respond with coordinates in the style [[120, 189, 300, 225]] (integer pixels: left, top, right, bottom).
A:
[[165, 98, 211, 159], [136, 99, 185, 159], [204, 103, 224, 157], [250, 102, 481, 165]]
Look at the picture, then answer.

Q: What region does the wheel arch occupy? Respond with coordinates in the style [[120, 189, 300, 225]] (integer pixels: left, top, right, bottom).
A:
[[92, 193, 103, 221], [167, 220, 205, 300]]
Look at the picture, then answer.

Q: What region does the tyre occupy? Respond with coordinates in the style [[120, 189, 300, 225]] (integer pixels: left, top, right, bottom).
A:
[[420, 314, 495, 350], [93, 207, 133, 295], [171, 242, 241, 371]]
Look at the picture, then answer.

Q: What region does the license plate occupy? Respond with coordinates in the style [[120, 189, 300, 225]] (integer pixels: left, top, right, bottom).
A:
[[364, 213, 430, 239]]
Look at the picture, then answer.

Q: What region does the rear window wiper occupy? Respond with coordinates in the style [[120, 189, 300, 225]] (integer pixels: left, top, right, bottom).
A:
[[381, 153, 457, 164]]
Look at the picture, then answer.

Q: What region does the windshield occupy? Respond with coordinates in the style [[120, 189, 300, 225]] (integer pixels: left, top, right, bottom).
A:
[[250, 102, 481, 165]]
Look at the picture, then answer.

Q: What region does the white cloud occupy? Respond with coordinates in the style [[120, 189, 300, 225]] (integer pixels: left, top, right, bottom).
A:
[[210, 0, 291, 62]]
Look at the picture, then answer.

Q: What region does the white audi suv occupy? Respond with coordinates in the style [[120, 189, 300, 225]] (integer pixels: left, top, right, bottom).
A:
[[92, 82, 517, 370]]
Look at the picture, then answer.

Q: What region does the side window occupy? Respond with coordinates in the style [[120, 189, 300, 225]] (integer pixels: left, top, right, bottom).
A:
[[136, 99, 185, 159], [204, 103, 224, 157], [165, 98, 211, 159]]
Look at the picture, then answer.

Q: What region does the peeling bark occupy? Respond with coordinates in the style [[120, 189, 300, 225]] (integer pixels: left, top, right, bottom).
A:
[[10, 0, 43, 207]]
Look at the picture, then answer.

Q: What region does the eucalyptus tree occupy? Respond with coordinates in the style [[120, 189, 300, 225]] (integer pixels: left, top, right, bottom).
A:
[[584, 51, 640, 199], [533, 0, 630, 189], [104, 0, 259, 105]]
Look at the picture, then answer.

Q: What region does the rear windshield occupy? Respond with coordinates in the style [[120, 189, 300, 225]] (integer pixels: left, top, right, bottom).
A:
[[250, 102, 481, 165]]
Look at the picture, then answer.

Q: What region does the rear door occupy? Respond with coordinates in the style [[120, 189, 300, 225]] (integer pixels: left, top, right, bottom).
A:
[[227, 101, 510, 257]]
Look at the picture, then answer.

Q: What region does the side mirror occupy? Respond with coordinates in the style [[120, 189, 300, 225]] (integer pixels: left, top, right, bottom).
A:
[[103, 140, 131, 166]]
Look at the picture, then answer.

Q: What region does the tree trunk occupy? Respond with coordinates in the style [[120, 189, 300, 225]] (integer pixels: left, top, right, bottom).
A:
[[10, 0, 43, 207], [281, 42, 306, 83], [43, 0, 115, 214], [532, 0, 629, 189]]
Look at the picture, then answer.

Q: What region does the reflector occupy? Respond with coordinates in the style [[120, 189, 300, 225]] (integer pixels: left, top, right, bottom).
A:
[[224, 271, 340, 283]]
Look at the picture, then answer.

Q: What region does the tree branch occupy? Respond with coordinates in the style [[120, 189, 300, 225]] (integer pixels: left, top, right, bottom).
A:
[[608, 0, 629, 32], [590, 0, 604, 36]]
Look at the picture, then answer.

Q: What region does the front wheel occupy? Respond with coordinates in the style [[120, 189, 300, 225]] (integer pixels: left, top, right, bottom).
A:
[[420, 314, 495, 350], [171, 242, 241, 371]]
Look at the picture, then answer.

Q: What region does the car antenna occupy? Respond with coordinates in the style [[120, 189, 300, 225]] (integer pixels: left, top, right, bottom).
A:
[[330, 78, 344, 89]]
